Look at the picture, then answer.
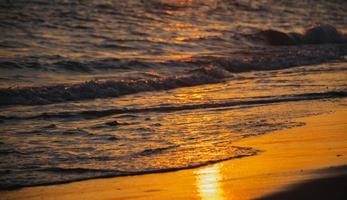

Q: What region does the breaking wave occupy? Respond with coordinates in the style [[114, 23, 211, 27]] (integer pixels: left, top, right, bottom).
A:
[[0, 146, 256, 190], [1, 44, 346, 106]]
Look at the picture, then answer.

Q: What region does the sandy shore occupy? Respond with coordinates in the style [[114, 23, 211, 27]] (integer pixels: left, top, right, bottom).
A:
[[1, 107, 347, 200], [258, 167, 347, 200]]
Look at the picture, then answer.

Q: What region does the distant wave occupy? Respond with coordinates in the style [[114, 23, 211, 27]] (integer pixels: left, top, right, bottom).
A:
[[1, 44, 346, 106], [0, 58, 154, 72], [255, 25, 347, 46], [2, 89, 346, 121]]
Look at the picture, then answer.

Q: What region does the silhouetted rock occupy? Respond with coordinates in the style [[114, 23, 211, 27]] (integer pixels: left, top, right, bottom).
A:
[[259, 30, 299, 45], [258, 25, 346, 46], [303, 24, 343, 44]]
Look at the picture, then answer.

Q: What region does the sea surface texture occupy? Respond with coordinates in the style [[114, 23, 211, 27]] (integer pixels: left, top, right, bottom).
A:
[[0, 0, 347, 189]]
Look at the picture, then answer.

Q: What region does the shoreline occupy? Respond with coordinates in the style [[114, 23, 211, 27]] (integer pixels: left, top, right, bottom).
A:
[[1, 106, 347, 199], [0, 152, 256, 191]]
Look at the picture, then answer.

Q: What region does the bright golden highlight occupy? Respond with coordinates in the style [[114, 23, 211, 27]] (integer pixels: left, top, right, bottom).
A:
[[196, 165, 226, 200]]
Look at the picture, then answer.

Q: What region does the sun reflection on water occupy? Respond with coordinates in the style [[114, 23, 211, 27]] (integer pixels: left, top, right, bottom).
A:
[[196, 164, 226, 200]]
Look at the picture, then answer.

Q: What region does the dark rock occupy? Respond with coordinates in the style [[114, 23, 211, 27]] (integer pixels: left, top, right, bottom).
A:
[[259, 29, 299, 45], [304, 24, 343, 44], [258, 25, 346, 46]]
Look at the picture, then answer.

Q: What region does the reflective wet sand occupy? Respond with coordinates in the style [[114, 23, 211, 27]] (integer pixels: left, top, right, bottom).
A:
[[2, 102, 346, 200]]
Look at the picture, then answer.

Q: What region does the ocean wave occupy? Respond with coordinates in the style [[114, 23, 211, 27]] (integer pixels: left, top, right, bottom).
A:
[[0, 66, 230, 106], [2, 89, 346, 121], [37, 167, 118, 174], [0, 146, 257, 190], [1, 43, 347, 106], [191, 44, 347, 72], [0, 58, 153, 71], [134, 145, 179, 157]]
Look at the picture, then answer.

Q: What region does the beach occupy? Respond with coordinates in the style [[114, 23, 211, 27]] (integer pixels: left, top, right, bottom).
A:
[[1, 1, 347, 199], [1, 102, 346, 200]]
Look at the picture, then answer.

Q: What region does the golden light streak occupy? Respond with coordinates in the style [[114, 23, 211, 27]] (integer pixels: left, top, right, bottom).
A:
[[195, 165, 226, 200]]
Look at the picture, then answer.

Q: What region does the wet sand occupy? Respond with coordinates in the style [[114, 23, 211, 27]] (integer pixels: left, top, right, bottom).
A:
[[258, 168, 347, 200], [1, 106, 347, 200]]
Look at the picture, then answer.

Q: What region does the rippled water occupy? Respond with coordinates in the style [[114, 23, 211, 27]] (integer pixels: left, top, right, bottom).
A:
[[0, 0, 347, 189], [1, 0, 346, 88]]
